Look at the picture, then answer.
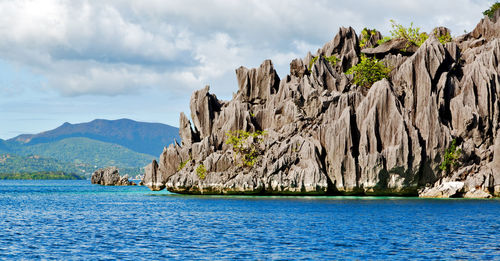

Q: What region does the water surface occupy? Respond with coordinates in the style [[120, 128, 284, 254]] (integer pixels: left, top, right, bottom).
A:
[[0, 180, 498, 260]]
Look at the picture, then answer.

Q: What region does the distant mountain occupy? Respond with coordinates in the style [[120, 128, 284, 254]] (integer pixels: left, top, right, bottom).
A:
[[9, 137, 154, 168], [0, 150, 146, 178], [0, 153, 90, 175], [0, 139, 8, 153], [0, 119, 178, 179], [9, 119, 179, 156]]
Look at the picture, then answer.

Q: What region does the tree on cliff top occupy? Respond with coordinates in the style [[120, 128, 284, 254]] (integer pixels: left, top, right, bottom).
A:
[[483, 2, 500, 19]]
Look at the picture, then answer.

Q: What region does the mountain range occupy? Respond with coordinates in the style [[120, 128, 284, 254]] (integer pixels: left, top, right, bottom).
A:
[[9, 118, 178, 156], [0, 119, 179, 178]]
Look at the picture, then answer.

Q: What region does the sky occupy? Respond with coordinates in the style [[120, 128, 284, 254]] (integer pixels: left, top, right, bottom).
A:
[[0, 0, 494, 139]]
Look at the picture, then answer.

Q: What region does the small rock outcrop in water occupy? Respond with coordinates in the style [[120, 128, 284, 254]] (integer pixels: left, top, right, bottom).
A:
[[91, 167, 136, 186], [143, 10, 500, 198]]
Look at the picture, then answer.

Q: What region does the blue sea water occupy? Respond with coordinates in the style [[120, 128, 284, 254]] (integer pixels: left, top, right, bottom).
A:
[[0, 180, 499, 260]]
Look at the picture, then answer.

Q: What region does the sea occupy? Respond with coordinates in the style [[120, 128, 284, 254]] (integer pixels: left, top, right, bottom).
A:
[[0, 180, 498, 260]]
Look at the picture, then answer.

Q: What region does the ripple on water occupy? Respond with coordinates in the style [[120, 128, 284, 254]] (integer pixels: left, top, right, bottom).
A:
[[0, 180, 498, 260]]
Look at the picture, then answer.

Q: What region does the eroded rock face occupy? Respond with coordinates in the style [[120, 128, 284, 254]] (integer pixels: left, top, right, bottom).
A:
[[236, 59, 280, 103], [362, 38, 419, 57], [419, 182, 465, 198], [142, 160, 163, 190], [91, 167, 136, 186], [354, 80, 423, 194], [319, 26, 360, 72], [471, 8, 500, 40], [361, 30, 382, 49], [142, 14, 500, 198]]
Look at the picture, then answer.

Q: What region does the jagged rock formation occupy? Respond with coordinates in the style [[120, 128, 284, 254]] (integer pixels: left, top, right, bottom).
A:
[[362, 38, 419, 56], [143, 10, 500, 198], [91, 167, 136, 186]]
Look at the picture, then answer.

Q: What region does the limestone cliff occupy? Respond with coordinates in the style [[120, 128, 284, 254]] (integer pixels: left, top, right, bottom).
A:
[[143, 11, 500, 198]]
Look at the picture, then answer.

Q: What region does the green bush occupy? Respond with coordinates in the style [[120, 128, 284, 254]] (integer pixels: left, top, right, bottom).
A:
[[308, 55, 339, 72], [483, 2, 500, 19], [389, 19, 428, 47], [437, 32, 452, 45], [376, 36, 392, 45], [360, 28, 377, 48], [433, 28, 452, 45], [346, 56, 391, 88], [225, 130, 266, 167], [177, 157, 190, 171], [325, 55, 340, 67], [377, 20, 428, 49], [196, 164, 206, 179], [439, 139, 462, 173], [308, 56, 319, 72]]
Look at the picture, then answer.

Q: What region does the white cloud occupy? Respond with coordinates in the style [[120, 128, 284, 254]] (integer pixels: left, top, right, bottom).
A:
[[0, 0, 492, 97], [0, 0, 495, 138]]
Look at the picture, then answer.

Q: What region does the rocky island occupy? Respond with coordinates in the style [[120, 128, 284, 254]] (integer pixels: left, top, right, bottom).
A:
[[142, 9, 500, 198], [91, 167, 136, 186]]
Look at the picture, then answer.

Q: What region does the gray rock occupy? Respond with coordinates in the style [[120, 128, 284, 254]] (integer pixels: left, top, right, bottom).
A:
[[290, 58, 308, 78], [179, 112, 199, 146], [142, 160, 163, 190], [91, 167, 135, 186], [360, 29, 382, 49], [450, 39, 500, 145], [471, 8, 500, 40], [318, 26, 360, 72], [362, 38, 419, 56], [235, 59, 280, 103], [464, 189, 493, 198], [492, 134, 500, 196], [419, 182, 464, 198], [190, 85, 221, 139], [393, 35, 453, 180], [355, 79, 422, 194], [432, 27, 451, 39], [143, 15, 500, 198]]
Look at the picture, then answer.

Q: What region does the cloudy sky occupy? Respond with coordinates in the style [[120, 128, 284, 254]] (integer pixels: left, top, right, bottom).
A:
[[0, 0, 493, 139]]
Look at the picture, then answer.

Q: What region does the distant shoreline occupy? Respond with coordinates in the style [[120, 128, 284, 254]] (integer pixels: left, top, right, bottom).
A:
[[0, 172, 84, 180]]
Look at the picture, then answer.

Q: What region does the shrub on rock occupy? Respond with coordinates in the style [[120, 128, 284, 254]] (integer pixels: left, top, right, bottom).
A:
[[346, 56, 391, 88]]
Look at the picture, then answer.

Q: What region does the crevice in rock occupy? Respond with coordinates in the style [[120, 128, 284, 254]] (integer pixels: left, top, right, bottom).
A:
[[349, 108, 361, 187]]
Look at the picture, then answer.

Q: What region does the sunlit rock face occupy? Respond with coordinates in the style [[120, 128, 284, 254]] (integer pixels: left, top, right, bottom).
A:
[[143, 12, 500, 198], [91, 167, 136, 186]]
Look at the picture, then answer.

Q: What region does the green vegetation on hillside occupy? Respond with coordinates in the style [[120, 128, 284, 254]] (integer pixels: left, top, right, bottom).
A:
[[0, 152, 145, 179], [0, 153, 90, 174], [347, 56, 391, 88], [0, 120, 171, 179], [226, 130, 266, 167], [483, 2, 500, 19], [0, 171, 83, 180], [0, 139, 9, 153], [10, 137, 154, 168]]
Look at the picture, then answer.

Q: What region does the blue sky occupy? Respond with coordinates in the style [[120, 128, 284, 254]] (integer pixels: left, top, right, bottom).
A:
[[0, 0, 493, 139]]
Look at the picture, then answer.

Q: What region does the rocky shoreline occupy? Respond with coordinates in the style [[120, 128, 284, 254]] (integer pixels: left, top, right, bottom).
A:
[[142, 10, 500, 198]]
